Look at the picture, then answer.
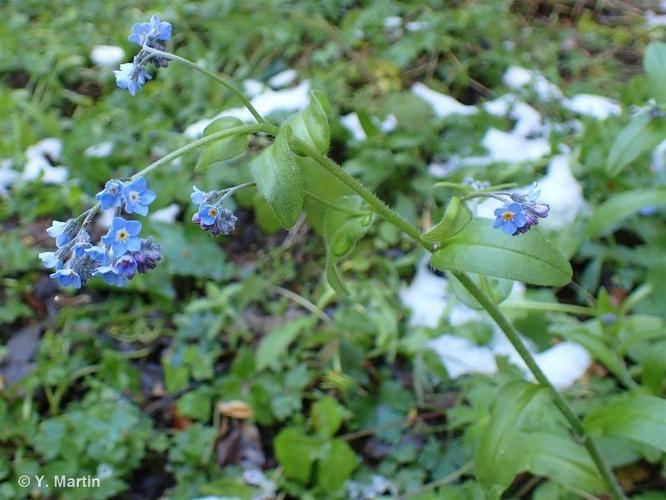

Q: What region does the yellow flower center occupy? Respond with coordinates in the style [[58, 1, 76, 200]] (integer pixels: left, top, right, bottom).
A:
[[117, 229, 129, 241], [501, 211, 515, 222], [208, 207, 219, 217]]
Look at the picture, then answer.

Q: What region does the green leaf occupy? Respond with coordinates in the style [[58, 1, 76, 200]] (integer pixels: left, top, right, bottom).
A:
[[526, 433, 605, 493], [196, 117, 248, 171], [200, 478, 261, 499], [317, 439, 357, 493], [644, 42, 666, 106], [301, 157, 354, 233], [311, 396, 344, 438], [256, 318, 310, 371], [323, 196, 375, 294], [431, 219, 572, 287], [250, 129, 303, 228], [422, 196, 472, 244], [583, 394, 666, 451], [607, 112, 666, 176], [585, 189, 666, 238], [274, 428, 319, 483], [285, 90, 330, 154], [476, 381, 546, 497], [447, 272, 513, 310]]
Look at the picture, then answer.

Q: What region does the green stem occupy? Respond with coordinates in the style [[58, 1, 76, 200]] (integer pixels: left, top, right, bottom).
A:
[[453, 272, 626, 500], [500, 300, 596, 316], [297, 141, 435, 252], [142, 46, 267, 124], [298, 142, 624, 499]]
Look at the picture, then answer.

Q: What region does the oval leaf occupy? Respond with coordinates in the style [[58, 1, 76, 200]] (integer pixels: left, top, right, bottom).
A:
[[644, 41, 666, 107], [431, 219, 572, 287], [323, 196, 374, 295], [250, 129, 303, 228], [607, 112, 666, 176], [285, 90, 330, 154], [585, 188, 666, 238], [196, 117, 249, 171], [476, 381, 546, 497], [423, 196, 472, 244]]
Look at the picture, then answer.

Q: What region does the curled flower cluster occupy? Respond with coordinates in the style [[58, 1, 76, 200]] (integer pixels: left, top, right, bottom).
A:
[[40, 178, 161, 288], [492, 185, 550, 236], [190, 186, 238, 237], [114, 16, 172, 95]]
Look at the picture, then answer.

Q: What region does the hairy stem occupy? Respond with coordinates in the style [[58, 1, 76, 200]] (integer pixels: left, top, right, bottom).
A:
[[299, 144, 624, 499], [142, 46, 267, 124], [454, 272, 626, 499]]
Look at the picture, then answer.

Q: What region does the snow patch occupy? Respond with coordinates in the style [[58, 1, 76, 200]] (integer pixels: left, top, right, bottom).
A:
[[23, 138, 68, 184], [562, 94, 621, 120], [269, 69, 298, 88], [411, 83, 478, 118], [503, 65, 563, 101], [340, 112, 398, 141], [84, 141, 114, 158], [150, 203, 180, 224], [184, 81, 311, 138], [91, 45, 125, 67]]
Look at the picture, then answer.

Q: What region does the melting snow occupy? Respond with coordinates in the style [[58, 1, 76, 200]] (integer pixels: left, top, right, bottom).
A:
[[562, 94, 621, 120], [0, 159, 18, 196], [84, 141, 114, 158], [411, 83, 478, 118], [269, 69, 298, 88], [90, 45, 125, 67], [383, 16, 402, 29], [149, 203, 180, 224], [645, 10, 666, 28], [503, 65, 563, 101], [340, 112, 398, 141], [184, 81, 311, 138], [23, 138, 68, 184], [399, 261, 591, 390]]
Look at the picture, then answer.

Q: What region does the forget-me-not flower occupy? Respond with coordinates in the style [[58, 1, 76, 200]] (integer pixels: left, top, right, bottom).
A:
[[50, 268, 82, 289], [494, 203, 527, 235], [101, 217, 142, 256], [128, 15, 172, 46], [114, 58, 153, 96], [96, 179, 125, 209], [122, 177, 156, 216]]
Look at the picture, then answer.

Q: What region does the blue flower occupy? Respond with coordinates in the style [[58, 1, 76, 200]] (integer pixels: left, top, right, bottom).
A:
[[50, 269, 82, 289], [101, 217, 142, 256], [196, 204, 221, 225], [39, 251, 60, 269], [191, 185, 215, 205], [114, 254, 138, 278], [128, 15, 172, 46], [94, 266, 128, 286], [493, 203, 527, 235], [85, 245, 110, 265], [95, 179, 125, 209], [114, 59, 152, 96], [122, 177, 156, 216], [47, 219, 78, 247]]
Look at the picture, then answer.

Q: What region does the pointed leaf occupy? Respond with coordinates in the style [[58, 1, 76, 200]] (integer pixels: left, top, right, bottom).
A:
[[583, 394, 666, 451], [644, 42, 666, 106], [476, 381, 546, 496], [585, 189, 666, 238], [431, 219, 572, 287], [285, 90, 330, 154], [423, 196, 472, 244], [250, 129, 303, 228], [607, 112, 666, 176]]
